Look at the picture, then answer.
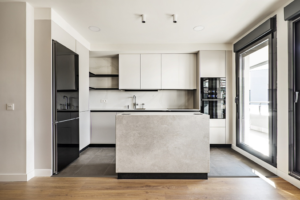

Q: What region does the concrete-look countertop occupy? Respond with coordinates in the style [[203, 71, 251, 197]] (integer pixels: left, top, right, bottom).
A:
[[116, 113, 210, 174]]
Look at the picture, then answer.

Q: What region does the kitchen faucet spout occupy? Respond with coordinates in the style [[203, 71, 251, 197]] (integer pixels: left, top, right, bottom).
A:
[[63, 96, 69, 110], [133, 95, 137, 110]]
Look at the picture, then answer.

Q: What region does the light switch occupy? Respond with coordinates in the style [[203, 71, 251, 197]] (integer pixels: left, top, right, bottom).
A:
[[6, 103, 14, 111]]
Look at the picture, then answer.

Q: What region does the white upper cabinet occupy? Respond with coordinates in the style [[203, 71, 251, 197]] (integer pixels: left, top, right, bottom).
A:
[[119, 54, 141, 89], [162, 54, 196, 89], [141, 54, 162, 89], [162, 54, 179, 89], [200, 51, 226, 77]]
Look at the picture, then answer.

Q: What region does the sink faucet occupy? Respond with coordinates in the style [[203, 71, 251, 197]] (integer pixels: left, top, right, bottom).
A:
[[63, 96, 69, 110], [69, 97, 76, 110], [133, 95, 138, 110]]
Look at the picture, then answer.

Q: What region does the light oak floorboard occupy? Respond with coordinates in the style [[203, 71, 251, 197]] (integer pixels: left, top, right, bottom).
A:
[[0, 177, 299, 200]]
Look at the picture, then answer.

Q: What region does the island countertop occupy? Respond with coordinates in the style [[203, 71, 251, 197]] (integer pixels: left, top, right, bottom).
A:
[[116, 112, 210, 179]]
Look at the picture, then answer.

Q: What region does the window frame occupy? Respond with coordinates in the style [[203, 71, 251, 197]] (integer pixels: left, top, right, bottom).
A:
[[235, 32, 277, 167]]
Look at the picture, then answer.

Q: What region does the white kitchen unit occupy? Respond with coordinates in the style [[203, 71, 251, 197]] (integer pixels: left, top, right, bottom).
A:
[[75, 40, 90, 150], [76, 41, 89, 112], [210, 119, 226, 144], [119, 54, 141, 89], [162, 54, 196, 89], [200, 51, 226, 77], [91, 112, 116, 144], [79, 111, 90, 149], [141, 54, 162, 89]]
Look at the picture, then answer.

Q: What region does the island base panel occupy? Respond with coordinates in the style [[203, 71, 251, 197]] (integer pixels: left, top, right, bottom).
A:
[[117, 173, 208, 179]]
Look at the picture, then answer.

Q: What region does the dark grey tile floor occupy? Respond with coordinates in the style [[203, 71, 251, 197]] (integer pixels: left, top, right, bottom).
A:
[[209, 147, 276, 177], [54, 148, 116, 177], [54, 147, 276, 178]]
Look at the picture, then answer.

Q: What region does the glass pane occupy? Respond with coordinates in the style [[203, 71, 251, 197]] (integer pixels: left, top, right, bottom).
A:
[[239, 40, 269, 156], [201, 78, 226, 119]]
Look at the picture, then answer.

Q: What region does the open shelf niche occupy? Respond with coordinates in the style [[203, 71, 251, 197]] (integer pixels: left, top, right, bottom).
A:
[[89, 55, 119, 90]]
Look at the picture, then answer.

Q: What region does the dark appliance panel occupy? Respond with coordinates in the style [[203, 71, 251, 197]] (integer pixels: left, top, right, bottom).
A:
[[201, 78, 226, 119], [56, 118, 79, 172]]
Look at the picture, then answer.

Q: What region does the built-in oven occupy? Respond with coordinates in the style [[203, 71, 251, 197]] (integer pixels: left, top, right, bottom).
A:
[[201, 78, 226, 119]]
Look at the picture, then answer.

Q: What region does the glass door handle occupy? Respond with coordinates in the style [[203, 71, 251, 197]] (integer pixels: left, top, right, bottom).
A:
[[235, 97, 239, 104], [295, 92, 299, 103]]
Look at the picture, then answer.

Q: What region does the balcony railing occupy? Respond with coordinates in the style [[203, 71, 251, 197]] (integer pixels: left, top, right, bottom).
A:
[[249, 101, 270, 115]]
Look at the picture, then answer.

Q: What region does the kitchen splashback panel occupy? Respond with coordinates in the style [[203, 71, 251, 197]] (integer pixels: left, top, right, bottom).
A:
[[89, 90, 194, 110]]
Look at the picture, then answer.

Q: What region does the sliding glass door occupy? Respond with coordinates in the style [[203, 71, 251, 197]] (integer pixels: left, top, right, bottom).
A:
[[289, 17, 300, 179], [236, 35, 277, 166]]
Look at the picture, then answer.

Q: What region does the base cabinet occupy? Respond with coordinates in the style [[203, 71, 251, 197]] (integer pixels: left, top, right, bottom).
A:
[[91, 112, 116, 144], [210, 119, 226, 144], [79, 111, 90, 150]]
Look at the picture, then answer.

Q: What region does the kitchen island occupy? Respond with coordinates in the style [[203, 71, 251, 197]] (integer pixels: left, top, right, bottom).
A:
[[116, 112, 210, 179]]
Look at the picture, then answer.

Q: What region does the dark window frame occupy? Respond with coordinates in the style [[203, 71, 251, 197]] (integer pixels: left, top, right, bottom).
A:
[[235, 20, 277, 167], [288, 16, 300, 180]]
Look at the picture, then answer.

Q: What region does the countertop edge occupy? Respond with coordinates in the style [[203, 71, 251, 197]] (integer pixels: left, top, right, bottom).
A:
[[90, 109, 201, 112]]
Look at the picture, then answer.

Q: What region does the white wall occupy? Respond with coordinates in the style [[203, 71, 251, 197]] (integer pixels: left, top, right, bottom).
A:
[[25, 2, 35, 181], [34, 20, 52, 176], [0, 2, 34, 181], [230, 0, 300, 189]]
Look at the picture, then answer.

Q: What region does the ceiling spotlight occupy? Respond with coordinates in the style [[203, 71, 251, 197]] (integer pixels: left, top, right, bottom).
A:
[[193, 26, 205, 31], [142, 14, 146, 23], [89, 26, 100, 32], [173, 14, 178, 23]]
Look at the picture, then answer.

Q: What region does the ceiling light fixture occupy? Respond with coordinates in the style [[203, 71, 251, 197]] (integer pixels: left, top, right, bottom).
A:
[[142, 14, 146, 23], [193, 26, 205, 31], [89, 26, 101, 32], [173, 14, 178, 23]]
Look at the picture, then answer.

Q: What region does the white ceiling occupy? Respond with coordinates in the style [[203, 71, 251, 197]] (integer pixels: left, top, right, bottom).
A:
[[1, 0, 291, 45]]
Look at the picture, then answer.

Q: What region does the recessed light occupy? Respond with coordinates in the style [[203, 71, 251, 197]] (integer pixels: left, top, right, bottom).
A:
[[89, 26, 100, 32], [194, 26, 205, 31]]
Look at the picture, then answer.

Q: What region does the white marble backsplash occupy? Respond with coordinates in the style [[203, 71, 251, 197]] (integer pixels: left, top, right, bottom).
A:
[[89, 90, 195, 110]]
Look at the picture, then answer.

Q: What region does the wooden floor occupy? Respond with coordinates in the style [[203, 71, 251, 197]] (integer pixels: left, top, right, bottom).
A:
[[1, 177, 300, 200]]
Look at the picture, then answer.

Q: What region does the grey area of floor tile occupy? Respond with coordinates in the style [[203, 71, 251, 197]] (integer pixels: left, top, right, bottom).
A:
[[72, 164, 110, 177], [53, 147, 276, 178], [208, 147, 276, 177]]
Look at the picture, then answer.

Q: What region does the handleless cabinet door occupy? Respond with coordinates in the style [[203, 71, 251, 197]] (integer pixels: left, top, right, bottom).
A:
[[141, 54, 162, 89], [91, 112, 116, 144], [178, 54, 196, 89], [162, 54, 180, 89], [162, 54, 196, 89], [119, 54, 141, 89], [200, 51, 226, 77]]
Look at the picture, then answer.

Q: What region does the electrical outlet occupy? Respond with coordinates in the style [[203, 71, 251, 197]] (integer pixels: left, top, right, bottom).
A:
[[100, 99, 107, 103], [104, 100, 107, 103]]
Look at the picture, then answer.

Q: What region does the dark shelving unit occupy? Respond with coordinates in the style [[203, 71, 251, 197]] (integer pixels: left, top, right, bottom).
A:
[[89, 87, 119, 90], [89, 72, 119, 77]]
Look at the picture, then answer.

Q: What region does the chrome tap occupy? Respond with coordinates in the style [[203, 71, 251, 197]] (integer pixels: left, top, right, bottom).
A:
[[69, 97, 76, 110], [133, 95, 138, 110], [63, 96, 69, 110]]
